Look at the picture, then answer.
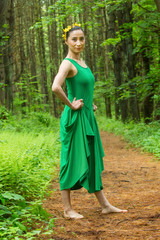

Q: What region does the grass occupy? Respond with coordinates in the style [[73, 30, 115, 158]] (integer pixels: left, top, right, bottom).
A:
[[0, 110, 61, 239], [0, 131, 60, 198], [97, 115, 160, 160]]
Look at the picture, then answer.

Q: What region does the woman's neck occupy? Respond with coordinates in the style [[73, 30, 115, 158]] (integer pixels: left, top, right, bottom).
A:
[[66, 52, 81, 61]]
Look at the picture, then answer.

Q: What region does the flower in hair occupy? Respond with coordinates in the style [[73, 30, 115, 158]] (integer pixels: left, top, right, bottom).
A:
[[62, 23, 81, 40]]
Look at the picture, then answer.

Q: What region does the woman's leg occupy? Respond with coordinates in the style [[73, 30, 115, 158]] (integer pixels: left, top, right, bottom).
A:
[[94, 190, 127, 214], [61, 189, 84, 218]]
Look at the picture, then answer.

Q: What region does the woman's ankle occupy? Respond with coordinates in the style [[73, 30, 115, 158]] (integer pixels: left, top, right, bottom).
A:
[[64, 207, 72, 212]]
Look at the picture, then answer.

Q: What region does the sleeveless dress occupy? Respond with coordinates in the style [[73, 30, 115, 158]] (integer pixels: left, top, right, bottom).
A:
[[60, 58, 105, 194]]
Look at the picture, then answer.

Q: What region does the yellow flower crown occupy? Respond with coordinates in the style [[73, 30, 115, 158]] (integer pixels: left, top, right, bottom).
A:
[[62, 23, 81, 40]]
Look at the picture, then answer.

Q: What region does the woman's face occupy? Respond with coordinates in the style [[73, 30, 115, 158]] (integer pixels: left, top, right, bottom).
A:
[[65, 30, 85, 53]]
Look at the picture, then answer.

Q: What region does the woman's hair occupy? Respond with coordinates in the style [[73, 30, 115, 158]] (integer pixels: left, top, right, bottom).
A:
[[66, 26, 83, 39], [62, 23, 83, 40]]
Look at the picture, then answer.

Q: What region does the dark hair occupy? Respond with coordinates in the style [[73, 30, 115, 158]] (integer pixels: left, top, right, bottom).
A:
[[66, 26, 84, 40]]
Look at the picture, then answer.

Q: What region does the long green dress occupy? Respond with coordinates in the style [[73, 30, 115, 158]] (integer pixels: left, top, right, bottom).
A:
[[60, 58, 105, 194]]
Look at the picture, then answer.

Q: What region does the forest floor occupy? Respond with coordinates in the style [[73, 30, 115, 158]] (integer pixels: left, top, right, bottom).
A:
[[39, 131, 160, 240]]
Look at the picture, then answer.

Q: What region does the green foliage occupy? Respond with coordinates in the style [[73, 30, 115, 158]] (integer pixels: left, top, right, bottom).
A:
[[97, 115, 160, 159], [0, 106, 11, 120], [0, 112, 60, 239], [0, 124, 60, 197], [0, 111, 59, 134], [132, 0, 160, 97], [100, 0, 160, 122], [0, 24, 10, 47], [94, 76, 115, 114], [13, 73, 46, 114], [41, 0, 84, 28], [0, 194, 55, 239], [101, 34, 121, 47]]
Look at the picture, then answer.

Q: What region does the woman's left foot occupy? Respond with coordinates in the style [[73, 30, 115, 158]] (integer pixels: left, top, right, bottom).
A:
[[102, 205, 128, 214], [64, 209, 84, 219]]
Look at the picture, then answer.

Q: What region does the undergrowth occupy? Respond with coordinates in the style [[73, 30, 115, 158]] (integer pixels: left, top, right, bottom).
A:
[[0, 109, 60, 239], [97, 115, 160, 160]]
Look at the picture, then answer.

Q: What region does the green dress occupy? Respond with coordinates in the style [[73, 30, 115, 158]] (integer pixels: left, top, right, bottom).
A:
[[60, 58, 105, 193]]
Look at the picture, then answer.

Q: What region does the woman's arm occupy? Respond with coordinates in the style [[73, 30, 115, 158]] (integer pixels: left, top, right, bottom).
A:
[[52, 60, 83, 110]]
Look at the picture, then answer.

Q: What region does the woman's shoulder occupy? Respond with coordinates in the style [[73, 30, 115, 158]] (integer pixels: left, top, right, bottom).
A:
[[59, 59, 73, 72], [61, 58, 72, 66]]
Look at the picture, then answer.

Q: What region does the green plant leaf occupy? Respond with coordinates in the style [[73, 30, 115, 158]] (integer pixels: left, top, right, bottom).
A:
[[0, 205, 12, 216], [1, 192, 25, 201], [15, 222, 27, 233]]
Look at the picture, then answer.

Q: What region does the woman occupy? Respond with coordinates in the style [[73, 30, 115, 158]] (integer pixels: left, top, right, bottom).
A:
[[52, 23, 127, 219]]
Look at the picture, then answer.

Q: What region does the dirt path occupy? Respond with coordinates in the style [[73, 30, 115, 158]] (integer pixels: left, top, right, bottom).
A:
[[41, 131, 160, 240]]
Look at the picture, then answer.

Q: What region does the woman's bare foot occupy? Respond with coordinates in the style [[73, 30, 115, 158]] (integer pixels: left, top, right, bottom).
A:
[[64, 209, 84, 219], [94, 190, 128, 215], [102, 204, 128, 214]]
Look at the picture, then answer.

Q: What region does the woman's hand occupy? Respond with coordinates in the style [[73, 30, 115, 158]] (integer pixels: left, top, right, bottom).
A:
[[71, 97, 84, 110], [93, 104, 97, 112]]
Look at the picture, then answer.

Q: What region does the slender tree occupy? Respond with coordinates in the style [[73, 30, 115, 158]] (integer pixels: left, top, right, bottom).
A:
[[107, 4, 121, 120], [35, 0, 48, 106], [47, 0, 58, 117], [83, 0, 93, 70], [154, 0, 160, 12], [101, 6, 112, 118], [2, 0, 14, 111], [120, 1, 140, 121]]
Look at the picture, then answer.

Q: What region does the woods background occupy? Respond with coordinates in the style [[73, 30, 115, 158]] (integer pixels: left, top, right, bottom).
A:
[[0, 0, 160, 123]]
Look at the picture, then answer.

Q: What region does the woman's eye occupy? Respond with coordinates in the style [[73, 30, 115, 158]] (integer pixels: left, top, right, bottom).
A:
[[71, 37, 84, 41]]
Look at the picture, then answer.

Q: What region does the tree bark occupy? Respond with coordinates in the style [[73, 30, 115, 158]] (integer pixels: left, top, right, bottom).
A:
[[142, 49, 154, 123], [108, 6, 121, 120], [123, 1, 140, 121], [154, 0, 160, 12], [101, 6, 112, 118], [47, 0, 58, 117], [153, 0, 160, 120], [0, 0, 10, 106], [17, 2, 27, 113], [2, 0, 14, 111], [83, 0, 93, 70], [35, 0, 48, 106], [29, 3, 38, 90]]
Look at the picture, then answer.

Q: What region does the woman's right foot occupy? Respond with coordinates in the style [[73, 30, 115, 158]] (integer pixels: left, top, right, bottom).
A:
[[64, 209, 84, 219]]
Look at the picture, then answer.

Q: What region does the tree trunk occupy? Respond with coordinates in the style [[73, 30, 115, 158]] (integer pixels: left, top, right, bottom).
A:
[[142, 50, 154, 123], [108, 7, 121, 120], [17, 2, 27, 113], [83, 0, 93, 70], [100, 7, 112, 118], [105, 96, 112, 118], [29, 3, 38, 90], [102, 6, 112, 118], [154, 0, 160, 12], [123, 1, 140, 121], [153, 1, 160, 120], [35, 0, 48, 106], [117, 8, 129, 122], [47, 0, 58, 117], [91, 18, 98, 80], [3, 0, 14, 111], [0, 0, 10, 106]]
